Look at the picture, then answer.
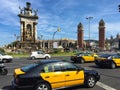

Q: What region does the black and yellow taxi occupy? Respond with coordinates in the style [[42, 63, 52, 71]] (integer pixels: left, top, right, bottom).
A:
[[95, 54, 120, 69], [71, 52, 98, 63], [12, 60, 100, 90]]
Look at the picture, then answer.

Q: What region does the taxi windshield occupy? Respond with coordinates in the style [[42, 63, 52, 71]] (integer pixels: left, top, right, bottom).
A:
[[21, 63, 38, 72], [99, 54, 111, 58]]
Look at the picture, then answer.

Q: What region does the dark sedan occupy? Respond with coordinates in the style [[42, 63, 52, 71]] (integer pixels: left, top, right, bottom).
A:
[[12, 60, 100, 90], [95, 54, 120, 69]]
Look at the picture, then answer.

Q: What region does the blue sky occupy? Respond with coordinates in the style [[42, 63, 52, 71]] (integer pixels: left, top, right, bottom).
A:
[[0, 0, 120, 47]]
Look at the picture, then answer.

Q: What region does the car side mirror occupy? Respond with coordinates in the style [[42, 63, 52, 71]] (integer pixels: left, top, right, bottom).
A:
[[108, 56, 113, 59], [77, 67, 83, 71]]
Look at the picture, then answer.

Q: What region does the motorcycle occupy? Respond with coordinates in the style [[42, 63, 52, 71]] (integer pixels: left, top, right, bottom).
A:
[[0, 61, 8, 75]]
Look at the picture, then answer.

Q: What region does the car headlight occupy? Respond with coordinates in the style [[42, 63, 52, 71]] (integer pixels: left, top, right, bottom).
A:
[[0, 63, 5, 67]]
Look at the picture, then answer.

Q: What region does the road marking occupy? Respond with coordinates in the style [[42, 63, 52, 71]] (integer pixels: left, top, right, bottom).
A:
[[7, 73, 13, 76], [96, 81, 117, 90], [84, 66, 117, 90]]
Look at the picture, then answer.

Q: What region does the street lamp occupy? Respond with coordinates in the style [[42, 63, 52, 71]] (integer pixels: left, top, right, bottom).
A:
[[52, 27, 61, 48], [38, 35, 43, 49], [86, 16, 93, 48], [52, 27, 61, 41], [14, 34, 20, 41]]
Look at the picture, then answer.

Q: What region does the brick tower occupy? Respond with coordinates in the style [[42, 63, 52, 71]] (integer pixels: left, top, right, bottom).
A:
[[99, 19, 105, 50], [78, 23, 84, 49]]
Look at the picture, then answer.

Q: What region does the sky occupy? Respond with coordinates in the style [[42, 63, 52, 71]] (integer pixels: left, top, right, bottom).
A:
[[0, 0, 120, 47]]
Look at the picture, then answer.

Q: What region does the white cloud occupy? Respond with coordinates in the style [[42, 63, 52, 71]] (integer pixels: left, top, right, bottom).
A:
[[0, 0, 21, 26]]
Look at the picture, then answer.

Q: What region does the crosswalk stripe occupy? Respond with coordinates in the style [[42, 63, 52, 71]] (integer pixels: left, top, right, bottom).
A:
[[96, 81, 117, 90]]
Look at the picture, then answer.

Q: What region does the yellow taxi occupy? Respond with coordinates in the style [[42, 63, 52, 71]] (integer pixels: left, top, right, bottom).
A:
[[12, 60, 100, 90], [95, 54, 120, 69], [71, 52, 98, 63]]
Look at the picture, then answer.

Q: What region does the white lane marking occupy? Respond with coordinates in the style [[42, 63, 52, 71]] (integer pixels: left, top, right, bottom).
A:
[[84, 67, 117, 90], [83, 67, 117, 90], [96, 81, 117, 90], [7, 73, 13, 76]]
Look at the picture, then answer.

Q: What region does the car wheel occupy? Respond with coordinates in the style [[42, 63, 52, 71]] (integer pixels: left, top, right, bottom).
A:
[[31, 56, 36, 60], [1, 68, 8, 75], [35, 82, 51, 90], [81, 59, 85, 63], [85, 75, 96, 88], [111, 63, 116, 69], [45, 56, 49, 59], [11, 87, 18, 90], [2, 59, 7, 63]]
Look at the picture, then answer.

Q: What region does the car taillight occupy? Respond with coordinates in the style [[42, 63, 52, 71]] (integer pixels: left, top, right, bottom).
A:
[[15, 77, 20, 84], [13, 72, 17, 78]]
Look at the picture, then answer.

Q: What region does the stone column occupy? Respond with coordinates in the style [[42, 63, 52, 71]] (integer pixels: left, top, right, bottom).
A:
[[23, 22, 25, 42], [33, 22, 37, 42], [20, 21, 24, 41]]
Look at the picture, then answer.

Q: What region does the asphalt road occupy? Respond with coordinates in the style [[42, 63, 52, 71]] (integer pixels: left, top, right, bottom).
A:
[[0, 56, 120, 90]]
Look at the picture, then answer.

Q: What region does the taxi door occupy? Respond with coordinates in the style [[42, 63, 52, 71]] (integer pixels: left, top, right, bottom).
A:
[[82, 54, 90, 62], [83, 54, 94, 62], [112, 55, 120, 66], [62, 63, 84, 87], [40, 63, 65, 89], [88, 54, 95, 61]]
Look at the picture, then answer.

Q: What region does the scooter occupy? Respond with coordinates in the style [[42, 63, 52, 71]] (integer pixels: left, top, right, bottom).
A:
[[0, 61, 8, 75]]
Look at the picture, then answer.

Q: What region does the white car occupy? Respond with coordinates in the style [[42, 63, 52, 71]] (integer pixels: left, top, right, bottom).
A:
[[0, 53, 13, 63], [30, 51, 51, 60]]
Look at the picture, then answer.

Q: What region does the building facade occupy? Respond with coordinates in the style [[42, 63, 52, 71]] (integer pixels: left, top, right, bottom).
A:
[[106, 33, 120, 50]]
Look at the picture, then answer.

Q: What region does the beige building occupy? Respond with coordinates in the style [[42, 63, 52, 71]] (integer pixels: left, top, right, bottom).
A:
[[106, 33, 120, 50]]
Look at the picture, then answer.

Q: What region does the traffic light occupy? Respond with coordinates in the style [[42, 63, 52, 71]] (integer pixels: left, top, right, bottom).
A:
[[119, 39, 120, 49], [57, 27, 61, 32], [118, 5, 120, 12]]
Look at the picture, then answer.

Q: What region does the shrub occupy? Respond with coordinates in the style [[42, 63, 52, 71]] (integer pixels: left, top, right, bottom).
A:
[[53, 48, 62, 53], [0, 48, 5, 53]]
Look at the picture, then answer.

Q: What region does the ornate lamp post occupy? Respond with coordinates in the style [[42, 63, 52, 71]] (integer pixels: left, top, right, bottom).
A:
[[52, 27, 61, 40], [38, 35, 43, 50], [86, 16, 93, 49], [118, 5, 120, 49]]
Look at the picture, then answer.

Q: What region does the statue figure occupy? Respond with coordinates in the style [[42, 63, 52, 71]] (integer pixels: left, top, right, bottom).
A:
[[19, 6, 24, 14], [34, 9, 38, 16]]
